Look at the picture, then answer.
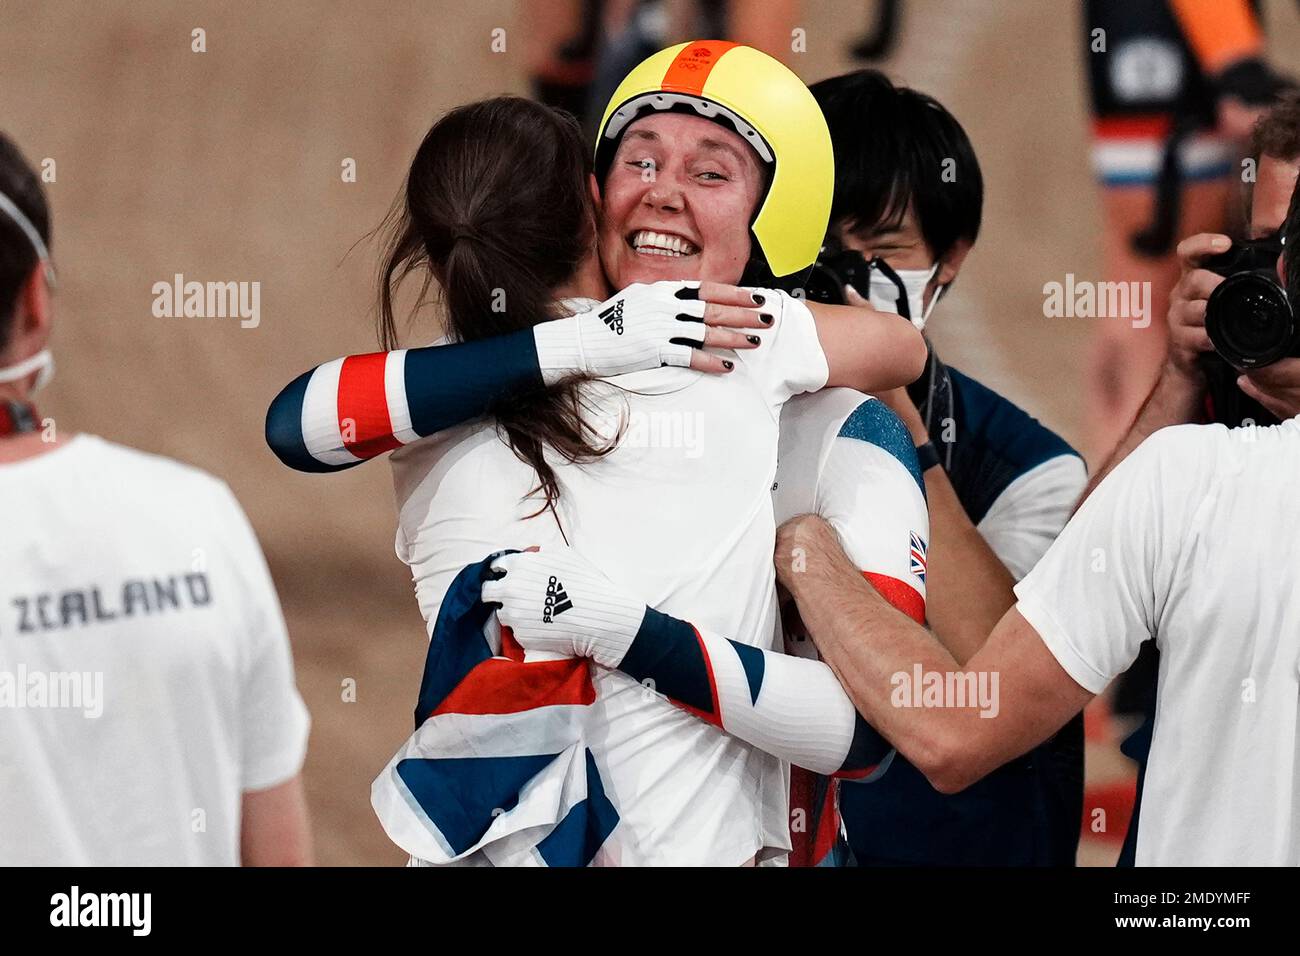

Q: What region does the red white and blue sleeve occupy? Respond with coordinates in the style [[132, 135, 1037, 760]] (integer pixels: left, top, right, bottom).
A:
[[786, 396, 929, 861], [265, 331, 546, 473], [815, 397, 929, 628], [264, 284, 715, 473]]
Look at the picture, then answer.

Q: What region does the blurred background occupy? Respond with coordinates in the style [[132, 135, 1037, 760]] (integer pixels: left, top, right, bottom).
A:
[[3, 0, 1298, 865]]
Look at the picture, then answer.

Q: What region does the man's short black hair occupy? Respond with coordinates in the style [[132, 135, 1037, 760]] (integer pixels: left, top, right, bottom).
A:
[[810, 69, 983, 260], [0, 132, 50, 352]]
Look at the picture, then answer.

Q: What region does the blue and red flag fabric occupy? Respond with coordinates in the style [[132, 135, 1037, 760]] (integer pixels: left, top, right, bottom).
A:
[[371, 554, 619, 866]]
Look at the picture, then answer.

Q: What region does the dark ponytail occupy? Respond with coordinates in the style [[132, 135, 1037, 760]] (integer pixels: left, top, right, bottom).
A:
[[378, 97, 612, 514]]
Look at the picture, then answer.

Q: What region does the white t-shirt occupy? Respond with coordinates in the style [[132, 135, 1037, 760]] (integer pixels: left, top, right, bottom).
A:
[[391, 293, 829, 866], [978, 454, 1087, 581], [1014, 418, 1300, 866], [0, 435, 310, 866]]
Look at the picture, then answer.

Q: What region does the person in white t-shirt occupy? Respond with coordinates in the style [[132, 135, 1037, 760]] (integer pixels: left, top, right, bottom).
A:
[[0, 132, 311, 866], [770, 185, 1300, 864]]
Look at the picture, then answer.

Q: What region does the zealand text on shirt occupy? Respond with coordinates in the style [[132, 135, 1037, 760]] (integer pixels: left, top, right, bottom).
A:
[[3, 571, 212, 636]]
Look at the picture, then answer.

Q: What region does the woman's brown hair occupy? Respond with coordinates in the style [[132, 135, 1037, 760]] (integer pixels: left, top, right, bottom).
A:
[[378, 97, 611, 514]]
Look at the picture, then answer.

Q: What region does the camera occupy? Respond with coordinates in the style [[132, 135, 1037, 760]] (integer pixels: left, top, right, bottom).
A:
[[1202, 236, 1293, 370], [805, 241, 873, 306], [1199, 236, 1292, 428], [804, 239, 918, 323]]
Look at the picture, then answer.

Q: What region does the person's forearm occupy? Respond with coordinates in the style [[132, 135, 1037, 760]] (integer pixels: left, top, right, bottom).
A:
[[808, 301, 927, 392], [241, 775, 313, 866], [781, 515, 1093, 794], [881, 391, 1012, 663], [266, 282, 760, 473], [266, 329, 547, 473], [610, 608, 893, 778], [1168, 0, 1262, 76], [1078, 363, 1202, 506], [783, 524, 971, 787], [921, 468, 1015, 664]]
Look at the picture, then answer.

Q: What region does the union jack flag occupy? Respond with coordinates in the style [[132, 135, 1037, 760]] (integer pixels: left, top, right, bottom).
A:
[[371, 553, 618, 866], [909, 531, 928, 584]]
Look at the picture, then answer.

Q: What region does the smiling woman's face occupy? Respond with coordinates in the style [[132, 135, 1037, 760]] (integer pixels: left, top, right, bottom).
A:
[[595, 112, 764, 289]]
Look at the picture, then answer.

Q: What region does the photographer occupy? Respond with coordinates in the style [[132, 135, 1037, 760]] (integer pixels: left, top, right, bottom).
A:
[[773, 172, 1300, 865], [1077, 88, 1300, 865], [1086, 90, 1300, 494], [1079, 0, 1290, 462], [806, 71, 1087, 866]]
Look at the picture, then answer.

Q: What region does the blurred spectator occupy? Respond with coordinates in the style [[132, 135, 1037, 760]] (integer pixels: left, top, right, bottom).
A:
[[0, 132, 312, 866]]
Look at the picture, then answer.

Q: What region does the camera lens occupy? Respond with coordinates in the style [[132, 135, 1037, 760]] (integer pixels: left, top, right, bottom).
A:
[[1205, 273, 1295, 369], [804, 260, 847, 305]]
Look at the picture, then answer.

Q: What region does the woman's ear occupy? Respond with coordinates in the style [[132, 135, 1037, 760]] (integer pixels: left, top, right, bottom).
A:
[[17, 261, 53, 345], [588, 173, 603, 214], [936, 239, 973, 286]]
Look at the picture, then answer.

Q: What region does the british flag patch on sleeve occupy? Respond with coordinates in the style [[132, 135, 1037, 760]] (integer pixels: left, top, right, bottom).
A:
[[909, 531, 928, 585]]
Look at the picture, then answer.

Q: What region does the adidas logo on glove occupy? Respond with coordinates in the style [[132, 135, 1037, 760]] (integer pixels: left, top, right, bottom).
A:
[[542, 575, 573, 623], [599, 299, 625, 335]]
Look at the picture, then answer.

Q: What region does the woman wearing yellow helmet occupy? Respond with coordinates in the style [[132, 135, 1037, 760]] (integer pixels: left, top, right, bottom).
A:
[[269, 43, 919, 480], [269, 47, 925, 865], [577, 41, 908, 397]]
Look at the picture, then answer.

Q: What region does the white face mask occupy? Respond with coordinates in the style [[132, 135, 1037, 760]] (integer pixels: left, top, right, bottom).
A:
[[865, 259, 942, 331], [0, 349, 55, 393]]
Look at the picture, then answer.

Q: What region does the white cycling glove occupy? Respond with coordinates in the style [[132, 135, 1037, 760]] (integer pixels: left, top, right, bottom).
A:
[[481, 548, 647, 668], [480, 546, 890, 779], [532, 281, 710, 383]]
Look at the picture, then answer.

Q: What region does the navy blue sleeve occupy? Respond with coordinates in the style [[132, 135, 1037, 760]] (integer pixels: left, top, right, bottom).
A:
[[404, 329, 545, 437]]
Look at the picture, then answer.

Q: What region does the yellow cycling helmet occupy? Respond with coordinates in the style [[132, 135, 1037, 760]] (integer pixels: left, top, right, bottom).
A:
[[594, 40, 833, 291]]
